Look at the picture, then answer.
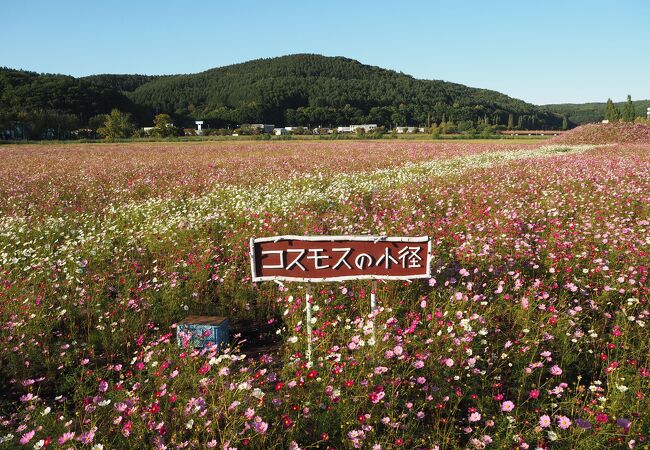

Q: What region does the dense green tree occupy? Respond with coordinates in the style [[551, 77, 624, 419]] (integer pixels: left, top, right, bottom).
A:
[[623, 94, 635, 122], [97, 109, 135, 139], [562, 115, 568, 130], [605, 98, 621, 122], [150, 113, 180, 137], [507, 113, 514, 130]]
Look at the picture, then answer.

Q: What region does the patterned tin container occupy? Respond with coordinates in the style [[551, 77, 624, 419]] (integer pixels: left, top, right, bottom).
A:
[[176, 316, 229, 349]]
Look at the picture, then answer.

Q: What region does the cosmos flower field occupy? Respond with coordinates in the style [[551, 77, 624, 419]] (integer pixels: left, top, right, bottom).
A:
[[0, 139, 648, 449]]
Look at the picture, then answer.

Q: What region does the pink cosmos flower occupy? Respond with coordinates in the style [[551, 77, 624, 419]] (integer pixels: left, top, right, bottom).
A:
[[469, 412, 482, 422], [19, 430, 35, 445], [252, 417, 268, 434], [550, 365, 563, 376], [557, 416, 572, 429], [539, 415, 551, 428], [76, 427, 96, 444], [369, 391, 385, 403], [58, 432, 75, 444], [501, 401, 515, 412]]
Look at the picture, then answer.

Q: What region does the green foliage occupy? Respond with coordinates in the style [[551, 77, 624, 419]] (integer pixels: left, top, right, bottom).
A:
[[623, 94, 636, 122], [81, 73, 163, 92], [0, 67, 146, 138], [97, 109, 135, 139], [150, 113, 181, 137], [127, 54, 563, 130], [606, 98, 621, 122], [542, 98, 650, 125], [1, 55, 570, 140], [439, 120, 457, 134]]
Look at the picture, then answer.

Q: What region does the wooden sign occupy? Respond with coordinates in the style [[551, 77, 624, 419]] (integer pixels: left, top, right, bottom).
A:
[[250, 235, 431, 282]]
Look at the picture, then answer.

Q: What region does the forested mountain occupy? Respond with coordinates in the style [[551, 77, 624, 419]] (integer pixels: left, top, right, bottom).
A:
[[81, 74, 165, 93], [1, 55, 565, 139], [128, 54, 563, 129], [0, 68, 150, 138], [541, 99, 650, 125], [0, 68, 139, 121]]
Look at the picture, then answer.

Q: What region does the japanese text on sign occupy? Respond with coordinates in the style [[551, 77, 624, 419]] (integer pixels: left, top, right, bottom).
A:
[[250, 236, 431, 282]]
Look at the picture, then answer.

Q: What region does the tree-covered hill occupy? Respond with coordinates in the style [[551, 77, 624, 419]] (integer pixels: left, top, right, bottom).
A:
[[541, 99, 650, 125], [0, 67, 139, 121], [81, 74, 166, 93], [128, 54, 563, 129], [1, 55, 566, 138]]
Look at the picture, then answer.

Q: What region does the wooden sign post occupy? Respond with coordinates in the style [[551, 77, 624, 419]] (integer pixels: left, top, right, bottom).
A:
[[250, 235, 432, 363]]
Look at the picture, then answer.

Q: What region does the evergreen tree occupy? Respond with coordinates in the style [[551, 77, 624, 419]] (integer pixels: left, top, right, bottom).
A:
[[623, 95, 635, 122], [507, 114, 514, 130], [605, 98, 621, 122], [562, 115, 568, 130]]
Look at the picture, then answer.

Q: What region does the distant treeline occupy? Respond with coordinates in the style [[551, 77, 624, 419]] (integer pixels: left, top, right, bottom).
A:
[[542, 98, 650, 125], [2, 54, 567, 140]]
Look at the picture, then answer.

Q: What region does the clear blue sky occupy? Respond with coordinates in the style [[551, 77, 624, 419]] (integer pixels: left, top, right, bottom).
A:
[[2, 0, 648, 105]]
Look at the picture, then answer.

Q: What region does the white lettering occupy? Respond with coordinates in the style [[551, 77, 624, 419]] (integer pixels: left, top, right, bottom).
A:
[[307, 248, 330, 269], [355, 253, 374, 269], [261, 250, 284, 269], [286, 249, 307, 271], [332, 247, 353, 270], [376, 247, 398, 269], [398, 246, 423, 268]]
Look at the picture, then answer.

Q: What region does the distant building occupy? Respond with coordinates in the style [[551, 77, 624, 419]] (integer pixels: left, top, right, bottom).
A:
[[351, 124, 378, 132], [249, 124, 275, 134], [273, 128, 290, 135], [396, 126, 423, 133], [336, 126, 353, 133]]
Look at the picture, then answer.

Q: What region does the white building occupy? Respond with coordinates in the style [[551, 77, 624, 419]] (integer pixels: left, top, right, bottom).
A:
[[336, 124, 378, 133], [351, 124, 378, 132]]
